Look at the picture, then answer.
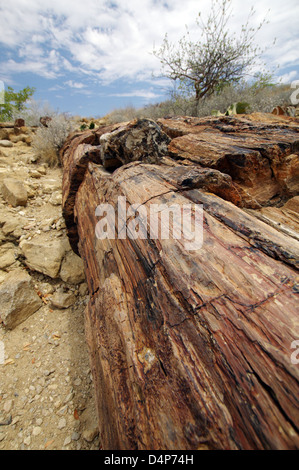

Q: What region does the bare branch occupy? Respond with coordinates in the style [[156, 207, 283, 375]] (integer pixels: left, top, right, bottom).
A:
[[153, 0, 272, 102]]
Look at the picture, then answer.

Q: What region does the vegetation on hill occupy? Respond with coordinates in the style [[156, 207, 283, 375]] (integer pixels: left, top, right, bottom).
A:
[[104, 81, 293, 124]]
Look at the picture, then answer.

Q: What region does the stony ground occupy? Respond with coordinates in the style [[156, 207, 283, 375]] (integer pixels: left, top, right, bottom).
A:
[[0, 141, 99, 450]]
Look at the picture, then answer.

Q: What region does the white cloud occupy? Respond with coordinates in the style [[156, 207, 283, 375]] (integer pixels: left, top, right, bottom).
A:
[[0, 0, 298, 84], [109, 89, 161, 99], [278, 70, 298, 84], [64, 80, 86, 89]]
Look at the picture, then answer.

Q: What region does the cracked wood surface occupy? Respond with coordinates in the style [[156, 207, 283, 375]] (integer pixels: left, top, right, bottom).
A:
[[62, 115, 299, 450]]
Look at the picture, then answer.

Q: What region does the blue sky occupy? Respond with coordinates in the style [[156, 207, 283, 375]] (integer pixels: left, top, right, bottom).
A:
[[0, 0, 298, 117]]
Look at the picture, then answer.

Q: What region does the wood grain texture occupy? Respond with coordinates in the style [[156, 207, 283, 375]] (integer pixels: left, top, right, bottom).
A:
[[62, 115, 299, 450]]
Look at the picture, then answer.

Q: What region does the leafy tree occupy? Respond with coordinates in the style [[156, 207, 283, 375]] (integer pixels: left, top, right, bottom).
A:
[[0, 85, 36, 121], [153, 0, 272, 104]]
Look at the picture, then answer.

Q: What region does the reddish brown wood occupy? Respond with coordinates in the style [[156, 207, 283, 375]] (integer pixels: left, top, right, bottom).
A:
[[62, 115, 299, 450]]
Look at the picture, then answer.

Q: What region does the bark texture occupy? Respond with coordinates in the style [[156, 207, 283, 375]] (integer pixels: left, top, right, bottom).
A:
[[61, 114, 299, 450]]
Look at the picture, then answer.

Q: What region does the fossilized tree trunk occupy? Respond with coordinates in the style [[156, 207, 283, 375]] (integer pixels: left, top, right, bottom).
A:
[[61, 114, 299, 450]]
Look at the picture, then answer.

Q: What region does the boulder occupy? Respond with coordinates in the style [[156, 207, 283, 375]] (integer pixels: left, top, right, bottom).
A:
[[0, 213, 26, 240], [0, 140, 13, 148], [9, 134, 27, 144], [20, 234, 67, 278], [100, 118, 171, 170], [49, 191, 62, 206], [40, 116, 52, 127], [0, 270, 42, 329], [0, 248, 16, 270], [1, 179, 28, 207], [59, 250, 85, 284], [0, 129, 9, 141], [42, 179, 62, 194], [14, 118, 25, 128], [49, 291, 76, 309]]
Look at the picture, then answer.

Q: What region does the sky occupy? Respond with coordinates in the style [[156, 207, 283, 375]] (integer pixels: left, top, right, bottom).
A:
[[0, 0, 298, 117]]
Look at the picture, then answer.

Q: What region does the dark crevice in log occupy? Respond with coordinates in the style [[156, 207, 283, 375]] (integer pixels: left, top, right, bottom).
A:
[[182, 189, 299, 269], [239, 349, 299, 435]]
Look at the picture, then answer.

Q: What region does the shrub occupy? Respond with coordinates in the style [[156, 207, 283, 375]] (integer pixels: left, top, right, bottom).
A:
[[105, 106, 139, 124], [10, 98, 57, 126], [196, 82, 291, 117], [32, 114, 74, 166], [101, 83, 293, 124]]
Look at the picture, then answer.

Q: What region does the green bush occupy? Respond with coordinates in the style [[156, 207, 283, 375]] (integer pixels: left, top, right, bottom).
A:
[[0, 86, 35, 122]]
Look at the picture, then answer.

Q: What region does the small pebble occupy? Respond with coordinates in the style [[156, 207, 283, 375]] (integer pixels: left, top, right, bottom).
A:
[[57, 418, 66, 430]]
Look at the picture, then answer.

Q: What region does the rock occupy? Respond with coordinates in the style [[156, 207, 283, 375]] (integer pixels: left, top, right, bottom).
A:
[[59, 251, 85, 285], [3, 400, 13, 413], [36, 166, 47, 175], [14, 119, 25, 128], [63, 436, 72, 446], [0, 249, 16, 269], [49, 191, 62, 206], [32, 426, 42, 436], [0, 270, 7, 283], [49, 291, 76, 309], [40, 116, 52, 127], [42, 179, 62, 194], [1, 179, 28, 207], [0, 122, 14, 128], [0, 129, 9, 141], [79, 283, 88, 296], [23, 436, 31, 446], [0, 269, 42, 329], [29, 169, 42, 179], [0, 140, 13, 148], [57, 418, 67, 430], [100, 118, 171, 170], [71, 432, 80, 441], [0, 214, 26, 240], [20, 235, 67, 278], [82, 428, 99, 443], [9, 134, 27, 144]]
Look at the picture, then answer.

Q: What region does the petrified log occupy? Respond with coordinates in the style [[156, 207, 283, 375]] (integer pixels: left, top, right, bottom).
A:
[[61, 114, 299, 450]]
